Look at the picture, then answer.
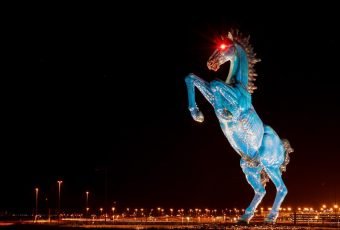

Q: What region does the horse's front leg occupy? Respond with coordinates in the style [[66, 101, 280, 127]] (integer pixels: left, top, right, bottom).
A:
[[185, 73, 214, 122], [210, 80, 239, 120]]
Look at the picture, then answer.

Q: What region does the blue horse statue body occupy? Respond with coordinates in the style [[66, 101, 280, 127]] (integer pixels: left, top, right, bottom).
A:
[[185, 30, 293, 224]]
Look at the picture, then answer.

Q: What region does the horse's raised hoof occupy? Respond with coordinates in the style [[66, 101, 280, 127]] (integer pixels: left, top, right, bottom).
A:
[[189, 108, 204, 123]]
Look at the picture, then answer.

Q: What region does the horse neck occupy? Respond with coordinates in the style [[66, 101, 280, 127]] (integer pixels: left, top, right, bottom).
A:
[[230, 44, 252, 108], [232, 44, 249, 88]]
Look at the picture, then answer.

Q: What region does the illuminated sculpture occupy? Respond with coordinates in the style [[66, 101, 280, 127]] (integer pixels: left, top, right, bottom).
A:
[[185, 30, 293, 224]]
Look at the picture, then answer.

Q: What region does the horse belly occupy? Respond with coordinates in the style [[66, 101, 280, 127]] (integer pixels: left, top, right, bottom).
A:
[[220, 110, 264, 157]]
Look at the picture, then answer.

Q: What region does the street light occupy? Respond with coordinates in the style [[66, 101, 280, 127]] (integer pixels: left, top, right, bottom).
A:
[[334, 205, 339, 227], [100, 208, 103, 219], [35, 187, 39, 221], [86, 207, 90, 222], [46, 197, 50, 222], [86, 191, 89, 209], [57, 180, 63, 217]]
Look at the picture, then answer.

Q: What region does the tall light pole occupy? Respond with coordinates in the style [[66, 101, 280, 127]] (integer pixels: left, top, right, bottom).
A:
[[86, 191, 89, 209], [334, 204, 339, 227], [100, 208, 103, 219], [46, 197, 50, 222], [35, 187, 39, 220], [57, 180, 63, 216], [86, 191, 89, 217]]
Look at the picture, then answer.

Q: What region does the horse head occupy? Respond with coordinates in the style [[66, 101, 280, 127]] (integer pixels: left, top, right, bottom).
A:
[[207, 33, 237, 84]]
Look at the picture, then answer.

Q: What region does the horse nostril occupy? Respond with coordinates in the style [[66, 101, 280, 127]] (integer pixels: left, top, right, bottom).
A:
[[207, 62, 213, 69]]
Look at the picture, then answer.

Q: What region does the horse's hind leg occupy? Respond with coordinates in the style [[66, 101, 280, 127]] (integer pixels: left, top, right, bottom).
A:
[[263, 166, 287, 223], [239, 159, 266, 224]]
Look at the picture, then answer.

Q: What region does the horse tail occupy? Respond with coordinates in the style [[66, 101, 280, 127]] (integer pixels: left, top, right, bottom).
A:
[[280, 139, 294, 173]]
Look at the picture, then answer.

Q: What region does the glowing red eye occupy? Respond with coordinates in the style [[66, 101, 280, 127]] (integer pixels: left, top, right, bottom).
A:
[[220, 44, 227, 50]]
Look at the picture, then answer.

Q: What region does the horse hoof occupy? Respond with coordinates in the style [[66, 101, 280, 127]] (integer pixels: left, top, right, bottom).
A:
[[264, 218, 276, 225], [190, 109, 204, 123], [194, 113, 204, 123], [264, 212, 278, 224], [237, 219, 249, 225]]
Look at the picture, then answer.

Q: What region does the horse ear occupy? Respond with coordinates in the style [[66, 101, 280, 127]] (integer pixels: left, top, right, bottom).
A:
[[228, 32, 233, 41]]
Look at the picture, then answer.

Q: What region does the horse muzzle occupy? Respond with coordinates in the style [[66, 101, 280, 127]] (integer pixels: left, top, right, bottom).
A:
[[207, 59, 220, 71]]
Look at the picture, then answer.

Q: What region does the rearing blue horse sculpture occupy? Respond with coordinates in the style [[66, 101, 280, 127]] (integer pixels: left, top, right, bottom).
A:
[[185, 29, 293, 224]]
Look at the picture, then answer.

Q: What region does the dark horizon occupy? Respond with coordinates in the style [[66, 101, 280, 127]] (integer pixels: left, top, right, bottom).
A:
[[2, 4, 340, 213]]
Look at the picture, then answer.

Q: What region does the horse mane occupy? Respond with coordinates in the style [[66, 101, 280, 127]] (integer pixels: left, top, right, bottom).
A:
[[228, 29, 261, 94]]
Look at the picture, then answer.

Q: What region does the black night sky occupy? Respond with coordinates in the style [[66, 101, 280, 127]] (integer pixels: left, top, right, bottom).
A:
[[2, 3, 340, 213]]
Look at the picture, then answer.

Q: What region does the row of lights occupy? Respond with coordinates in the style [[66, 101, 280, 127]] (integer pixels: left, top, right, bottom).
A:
[[81, 206, 340, 218], [296, 204, 339, 212], [34, 184, 339, 217]]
